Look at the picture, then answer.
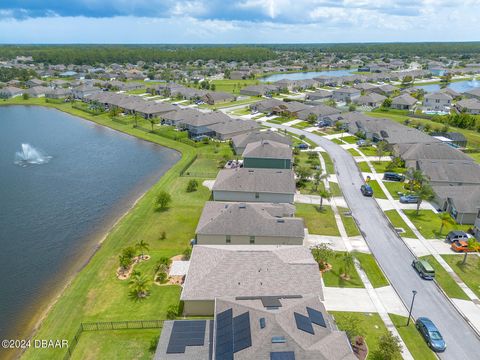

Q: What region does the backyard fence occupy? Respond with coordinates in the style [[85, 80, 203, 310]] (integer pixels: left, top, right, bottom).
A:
[[64, 319, 164, 360]]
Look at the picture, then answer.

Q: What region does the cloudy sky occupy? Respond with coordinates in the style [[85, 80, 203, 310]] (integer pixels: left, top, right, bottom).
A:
[[0, 0, 479, 43]]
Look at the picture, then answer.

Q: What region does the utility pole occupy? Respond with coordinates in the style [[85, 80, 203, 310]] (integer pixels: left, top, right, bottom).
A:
[[407, 290, 418, 326]]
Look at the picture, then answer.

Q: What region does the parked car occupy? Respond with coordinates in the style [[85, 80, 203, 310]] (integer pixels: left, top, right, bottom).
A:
[[446, 230, 469, 243], [412, 259, 435, 280], [192, 135, 209, 142], [399, 194, 419, 203], [356, 139, 367, 146], [383, 172, 405, 182], [360, 184, 373, 197], [297, 143, 309, 150], [415, 317, 446, 352], [317, 120, 328, 127], [451, 240, 479, 253]]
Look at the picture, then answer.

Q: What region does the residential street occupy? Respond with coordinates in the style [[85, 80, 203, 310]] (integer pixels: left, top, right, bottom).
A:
[[265, 122, 480, 360]]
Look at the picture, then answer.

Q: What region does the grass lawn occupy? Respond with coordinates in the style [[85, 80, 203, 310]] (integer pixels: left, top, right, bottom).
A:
[[358, 146, 385, 157], [331, 311, 390, 359], [420, 256, 469, 300], [340, 135, 359, 144], [229, 107, 251, 116], [183, 157, 220, 178], [347, 148, 360, 156], [338, 207, 360, 237], [126, 88, 147, 95], [383, 181, 410, 199], [329, 181, 342, 197], [331, 138, 344, 145], [2, 98, 211, 360], [358, 161, 401, 174], [322, 252, 364, 288], [367, 180, 388, 199], [292, 121, 311, 129], [389, 314, 437, 360], [442, 255, 480, 298], [467, 152, 480, 164], [321, 151, 335, 174], [210, 79, 259, 94], [403, 210, 471, 239], [354, 252, 389, 288], [295, 203, 340, 236], [71, 329, 160, 360], [384, 210, 417, 239]]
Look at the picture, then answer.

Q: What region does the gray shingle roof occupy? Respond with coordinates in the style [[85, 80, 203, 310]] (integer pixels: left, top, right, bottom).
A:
[[456, 98, 480, 111], [195, 201, 303, 238], [417, 159, 480, 185], [181, 245, 323, 301], [242, 140, 292, 160], [395, 142, 472, 162], [391, 94, 417, 106], [232, 130, 292, 152], [213, 168, 296, 194], [432, 185, 480, 213]]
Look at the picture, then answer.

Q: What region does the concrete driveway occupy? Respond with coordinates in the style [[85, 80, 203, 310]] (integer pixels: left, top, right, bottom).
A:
[[265, 121, 480, 360]]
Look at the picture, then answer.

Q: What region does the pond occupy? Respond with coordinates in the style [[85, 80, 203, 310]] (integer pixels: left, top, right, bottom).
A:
[[260, 69, 356, 82]]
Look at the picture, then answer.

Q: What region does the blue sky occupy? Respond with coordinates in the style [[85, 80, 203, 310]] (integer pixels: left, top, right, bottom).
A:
[[0, 0, 479, 43]]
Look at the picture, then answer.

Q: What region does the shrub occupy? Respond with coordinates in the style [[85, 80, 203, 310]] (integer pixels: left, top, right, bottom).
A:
[[155, 271, 168, 283], [166, 304, 178, 320], [155, 191, 172, 210], [182, 247, 192, 260], [186, 179, 199, 192], [160, 231, 167, 240]]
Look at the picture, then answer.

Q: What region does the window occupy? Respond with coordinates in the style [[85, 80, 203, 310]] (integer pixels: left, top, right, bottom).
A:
[[271, 336, 286, 343], [255, 192, 260, 199], [226, 235, 231, 244], [436, 99, 440, 103], [259, 318, 266, 329], [249, 236, 255, 244]]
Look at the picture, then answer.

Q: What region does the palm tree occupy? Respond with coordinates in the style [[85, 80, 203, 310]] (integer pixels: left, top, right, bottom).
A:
[[318, 189, 332, 210], [462, 239, 478, 265], [376, 141, 387, 162], [415, 183, 435, 215], [342, 252, 355, 278], [135, 240, 150, 259], [438, 212, 454, 237], [406, 168, 426, 191], [313, 171, 328, 192], [129, 273, 151, 299]]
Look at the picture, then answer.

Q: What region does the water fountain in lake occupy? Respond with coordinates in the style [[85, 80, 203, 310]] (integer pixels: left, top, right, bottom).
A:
[[14, 143, 52, 166], [469, 76, 479, 88]]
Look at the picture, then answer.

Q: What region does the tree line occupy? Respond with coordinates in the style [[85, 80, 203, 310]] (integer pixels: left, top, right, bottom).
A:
[[0, 45, 276, 65], [0, 67, 37, 82]]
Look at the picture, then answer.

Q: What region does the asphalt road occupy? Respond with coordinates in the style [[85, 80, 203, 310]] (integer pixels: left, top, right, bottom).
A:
[[267, 123, 480, 360]]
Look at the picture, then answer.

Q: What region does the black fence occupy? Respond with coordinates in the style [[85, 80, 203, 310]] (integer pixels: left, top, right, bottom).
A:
[[64, 319, 164, 360]]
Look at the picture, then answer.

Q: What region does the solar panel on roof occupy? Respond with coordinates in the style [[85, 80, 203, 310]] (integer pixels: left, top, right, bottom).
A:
[[166, 320, 206, 354], [270, 352, 295, 360], [215, 309, 234, 360], [233, 312, 252, 353], [306, 307, 327, 328], [294, 312, 314, 335]]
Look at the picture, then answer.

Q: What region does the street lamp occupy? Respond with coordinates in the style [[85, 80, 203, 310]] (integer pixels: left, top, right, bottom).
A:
[[407, 290, 418, 326]]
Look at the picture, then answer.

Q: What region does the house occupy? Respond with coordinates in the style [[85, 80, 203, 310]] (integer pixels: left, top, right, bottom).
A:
[[231, 130, 292, 155], [72, 85, 101, 99], [305, 90, 332, 104], [160, 108, 202, 126], [352, 93, 386, 108], [274, 79, 296, 91], [154, 295, 356, 360], [180, 245, 324, 315], [432, 185, 480, 225], [208, 119, 261, 140], [429, 132, 468, 148], [242, 140, 292, 169], [240, 84, 278, 97], [464, 88, 480, 100], [0, 86, 23, 99], [177, 111, 230, 137], [25, 78, 46, 88], [455, 98, 480, 115], [271, 101, 310, 117], [212, 168, 296, 203], [195, 202, 304, 245], [250, 98, 285, 114], [423, 92, 452, 112], [45, 88, 72, 99], [297, 105, 341, 124], [332, 87, 361, 102], [202, 91, 236, 105], [393, 142, 473, 168], [354, 83, 377, 92], [440, 87, 461, 99], [371, 84, 397, 96], [390, 94, 417, 111], [416, 159, 480, 187]]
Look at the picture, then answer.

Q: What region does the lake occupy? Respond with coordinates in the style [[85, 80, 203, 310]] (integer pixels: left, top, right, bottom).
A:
[[260, 69, 356, 82], [414, 78, 480, 93], [0, 106, 180, 341]]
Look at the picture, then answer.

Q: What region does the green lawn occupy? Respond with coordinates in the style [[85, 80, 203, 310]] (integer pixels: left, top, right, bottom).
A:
[[329, 181, 342, 197], [404, 210, 471, 239], [347, 148, 360, 156], [338, 207, 360, 237], [184, 157, 221, 178], [467, 152, 480, 164], [292, 121, 311, 129], [384, 210, 417, 239], [442, 255, 480, 298], [389, 314, 437, 360], [367, 180, 388, 199], [322, 252, 364, 288], [420, 256, 469, 300], [210, 79, 259, 94], [358, 146, 386, 157], [1, 98, 211, 360], [331, 312, 391, 359], [383, 181, 410, 199], [354, 252, 389, 288], [358, 161, 400, 173], [229, 107, 251, 116], [295, 203, 340, 236], [71, 329, 160, 360], [340, 135, 359, 144], [321, 151, 335, 174], [332, 138, 344, 145]]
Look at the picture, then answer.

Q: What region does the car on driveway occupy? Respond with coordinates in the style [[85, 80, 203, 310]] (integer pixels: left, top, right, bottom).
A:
[[446, 230, 469, 243], [297, 143, 309, 150], [412, 259, 435, 279], [356, 139, 367, 146], [383, 172, 405, 182], [451, 240, 479, 253], [416, 317, 446, 352], [399, 194, 419, 203], [361, 184, 373, 197]]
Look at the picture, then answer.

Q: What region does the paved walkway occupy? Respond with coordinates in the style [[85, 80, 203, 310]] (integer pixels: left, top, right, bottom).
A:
[[375, 198, 437, 212], [283, 119, 303, 126], [305, 234, 371, 253], [295, 194, 348, 208]]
